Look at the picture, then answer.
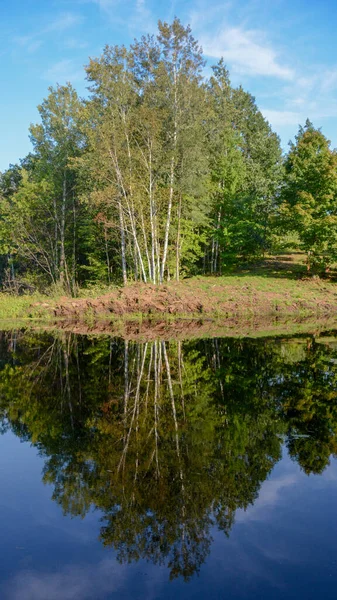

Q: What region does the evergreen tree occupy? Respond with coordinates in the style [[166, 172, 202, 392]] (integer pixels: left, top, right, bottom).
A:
[[281, 119, 337, 271]]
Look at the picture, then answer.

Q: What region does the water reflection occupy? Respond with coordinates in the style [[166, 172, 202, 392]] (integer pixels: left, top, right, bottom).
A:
[[0, 331, 336, 581]]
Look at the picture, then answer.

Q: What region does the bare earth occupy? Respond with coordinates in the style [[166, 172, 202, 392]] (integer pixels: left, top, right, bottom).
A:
[[51, 277, 337, 320], [20, 256, 337, 339]]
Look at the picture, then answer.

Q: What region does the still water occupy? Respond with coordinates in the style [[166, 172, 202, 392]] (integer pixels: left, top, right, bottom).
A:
[[0, 330, 337, 599]]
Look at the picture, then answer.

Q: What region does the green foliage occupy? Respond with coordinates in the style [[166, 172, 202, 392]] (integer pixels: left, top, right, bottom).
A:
[[0, 332, 336, 579], [280, 120, 337, 270], [206, 64, 283, 271], [0, 19, 285, 289], [0, 21, 336, 289]]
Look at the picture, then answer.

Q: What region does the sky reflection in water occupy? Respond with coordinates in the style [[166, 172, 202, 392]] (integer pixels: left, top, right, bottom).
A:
[[0, 331, 336, 599]]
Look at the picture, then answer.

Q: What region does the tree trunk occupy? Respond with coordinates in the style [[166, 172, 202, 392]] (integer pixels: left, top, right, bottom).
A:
[[161, 158, 175, 283], [104, 224, 111, 284], [118, 199, 127, 285], [53, 196, 58, 279], [175, 193, 182, 281], [149, 147, 157, 284], [161, 63, 178, 283], [72, 194, 77, 294], [59, 173, 67, 288]]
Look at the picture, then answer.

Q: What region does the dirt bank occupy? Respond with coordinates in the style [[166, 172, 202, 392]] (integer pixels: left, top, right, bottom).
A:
[[47, 276, 337, 322]]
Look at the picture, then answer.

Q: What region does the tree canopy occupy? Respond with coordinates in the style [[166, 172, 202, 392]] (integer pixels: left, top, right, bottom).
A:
[[0, 20, 336, 291], [280, 119, 337, 270]]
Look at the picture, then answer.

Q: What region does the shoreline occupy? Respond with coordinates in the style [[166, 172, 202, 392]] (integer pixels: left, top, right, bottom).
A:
[[1, 274, 337, 339], [30, 315, 337, 342]]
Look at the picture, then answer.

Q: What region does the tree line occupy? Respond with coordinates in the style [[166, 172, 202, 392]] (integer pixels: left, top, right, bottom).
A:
[[1, 18, 337, 294]]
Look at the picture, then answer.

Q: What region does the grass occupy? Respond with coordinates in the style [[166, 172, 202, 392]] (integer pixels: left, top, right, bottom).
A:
[[0, 293, 45, 320], [1, 252, 337, 339], [0, 291, 64, 324]]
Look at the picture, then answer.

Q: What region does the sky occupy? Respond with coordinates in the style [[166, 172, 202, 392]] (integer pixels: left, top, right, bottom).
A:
[[1, 0, 337, 171]]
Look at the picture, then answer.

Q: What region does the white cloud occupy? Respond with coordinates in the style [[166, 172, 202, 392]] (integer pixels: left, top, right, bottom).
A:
[[87, 0, 120, 10], [321, 68, 337, 93], [133, 0, 156, 32], [261, 109, 303, 127], [13, 35, 31, 46], [44, 12, 84, 33], [187, 4, 337, 142], [2, 556, 167, 600], [236, 473, 298, 523], [201, 26, 295, 80], [43, 59, 84, 83], [13, 35, 43, 54], [12, 12, 83, 55], [261, 66, 337, 140], [2, 559, 126, 600], [85, 0, 157, 33], [64, 38, 88, 50], [27, 40, 43, 54]]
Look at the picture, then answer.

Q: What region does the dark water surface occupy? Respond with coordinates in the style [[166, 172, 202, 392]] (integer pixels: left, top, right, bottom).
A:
[[0, 330, 337, 599]]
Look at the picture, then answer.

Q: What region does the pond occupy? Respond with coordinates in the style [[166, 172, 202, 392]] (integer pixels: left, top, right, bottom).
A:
[[0, 330, 336, 599]]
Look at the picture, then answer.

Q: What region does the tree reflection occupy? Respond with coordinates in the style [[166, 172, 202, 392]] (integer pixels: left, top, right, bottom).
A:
[[0, 331, 336, 579]]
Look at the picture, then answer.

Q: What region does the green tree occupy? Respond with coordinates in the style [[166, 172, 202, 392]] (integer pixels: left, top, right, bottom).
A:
[[205, 62, 283, 271], [80, 19, 209, 284], [29, 83, 85, 291], [0, 20, 288, 288], [0, 172, 57, 286], [281, 119, 337, 271]]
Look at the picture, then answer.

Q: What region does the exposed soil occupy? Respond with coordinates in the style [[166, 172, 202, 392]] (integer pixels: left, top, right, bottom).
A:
[[22, 272, 337, 343], [12, 256, 337, 340], [46, 277, 337, 321], [52, 283, 205, 318]]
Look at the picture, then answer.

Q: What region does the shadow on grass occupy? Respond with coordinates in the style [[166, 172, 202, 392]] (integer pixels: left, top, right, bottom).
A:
[[224, 253, 337, 281]]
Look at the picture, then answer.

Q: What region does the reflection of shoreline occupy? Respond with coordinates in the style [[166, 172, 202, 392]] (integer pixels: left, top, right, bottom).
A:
[[0, 332, 336, 580], [29, 316, 337, 342]]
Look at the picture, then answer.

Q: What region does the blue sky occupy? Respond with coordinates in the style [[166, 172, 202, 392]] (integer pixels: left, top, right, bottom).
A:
[[1, 0, 337, 171]]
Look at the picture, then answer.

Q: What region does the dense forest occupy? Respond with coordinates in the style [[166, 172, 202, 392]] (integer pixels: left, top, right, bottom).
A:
[[1, 18, 337, 295]]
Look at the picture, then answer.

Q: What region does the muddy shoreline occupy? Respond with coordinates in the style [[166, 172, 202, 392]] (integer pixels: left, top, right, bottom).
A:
[[28, 314, 337, 342]]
